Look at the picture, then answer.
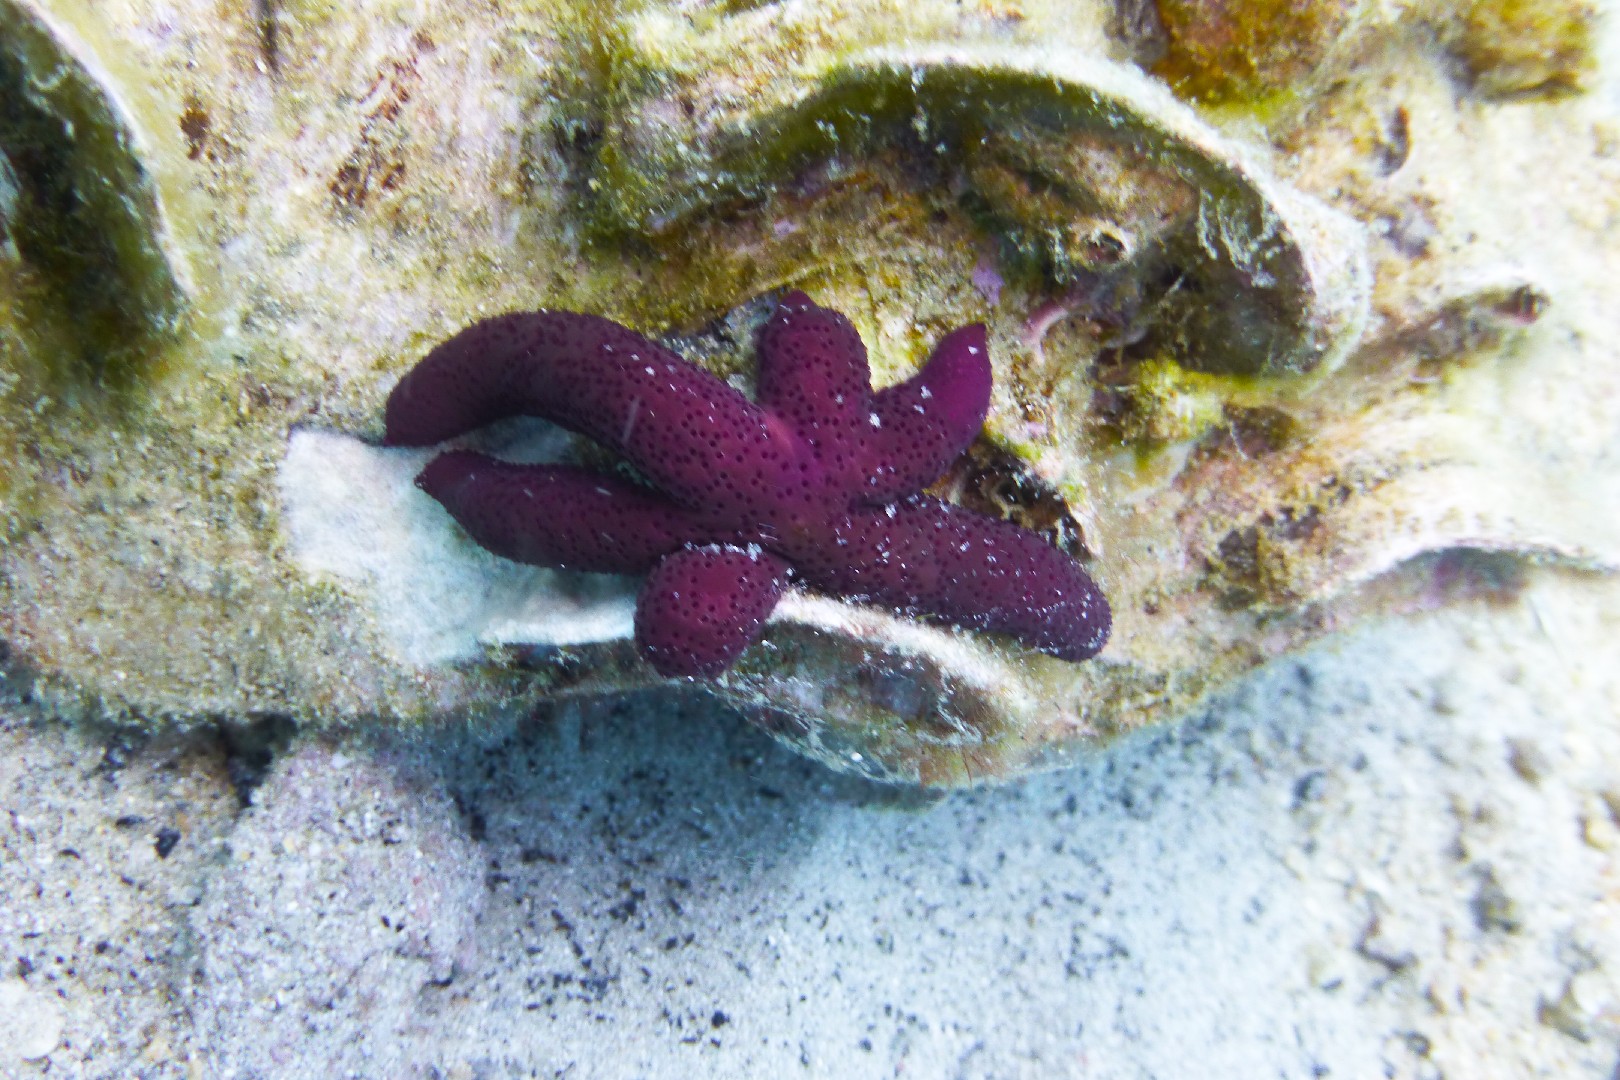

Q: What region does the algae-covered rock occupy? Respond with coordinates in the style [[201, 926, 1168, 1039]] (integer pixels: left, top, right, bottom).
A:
[[1, 0, 1619, 785], [0, 0, 189, 533], [0, 0, 187, 378], [593, 35, 1371, 377]]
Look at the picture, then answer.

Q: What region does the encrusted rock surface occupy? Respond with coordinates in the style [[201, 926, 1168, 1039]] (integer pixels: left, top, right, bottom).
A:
[[0, 0, 1617, 782]]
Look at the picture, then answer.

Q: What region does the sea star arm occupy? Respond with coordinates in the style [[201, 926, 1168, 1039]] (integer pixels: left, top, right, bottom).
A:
[[635, 545, 791, 677], [754, 292, 872, 494], [416, 451, 733, 575], [791, 495, 1111, 661], [862, 324, 993, 504], [383, 312, 798, 526]]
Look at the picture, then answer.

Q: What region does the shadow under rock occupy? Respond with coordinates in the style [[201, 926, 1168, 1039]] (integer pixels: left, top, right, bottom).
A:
[[419, 689, 931, 862], [377, 691, 940, 1006]]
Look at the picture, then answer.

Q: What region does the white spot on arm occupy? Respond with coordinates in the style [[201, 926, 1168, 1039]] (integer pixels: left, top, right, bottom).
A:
[[621, 396, 641, 444]]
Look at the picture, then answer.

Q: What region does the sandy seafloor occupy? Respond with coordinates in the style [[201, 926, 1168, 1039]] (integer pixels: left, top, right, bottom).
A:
[[2, 572, 1619, 1079]]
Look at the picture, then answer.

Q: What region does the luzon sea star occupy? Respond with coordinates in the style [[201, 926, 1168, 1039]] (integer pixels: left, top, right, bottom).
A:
[[384, 292, 1111, 677]]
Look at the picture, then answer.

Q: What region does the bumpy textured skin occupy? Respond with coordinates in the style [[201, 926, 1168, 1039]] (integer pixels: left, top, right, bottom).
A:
[[636, 546, 791, 678], [384, 292, 1111, 677]]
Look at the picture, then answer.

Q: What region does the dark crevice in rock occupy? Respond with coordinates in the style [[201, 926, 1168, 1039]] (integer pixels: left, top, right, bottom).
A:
[[933, 441, 1095, 561], [0, 635, 38, 707], [218, 713, 298, 807]]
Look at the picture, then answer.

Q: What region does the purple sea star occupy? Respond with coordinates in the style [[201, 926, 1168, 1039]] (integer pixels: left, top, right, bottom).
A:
[[383, 292, 1111, 677]]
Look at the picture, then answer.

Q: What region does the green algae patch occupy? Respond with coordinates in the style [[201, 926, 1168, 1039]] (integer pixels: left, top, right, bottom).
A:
[[1105, 357, 1229, 446]]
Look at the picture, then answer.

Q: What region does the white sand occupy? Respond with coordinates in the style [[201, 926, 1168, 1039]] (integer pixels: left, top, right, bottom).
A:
[[2, 571, 1618, 1078]]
